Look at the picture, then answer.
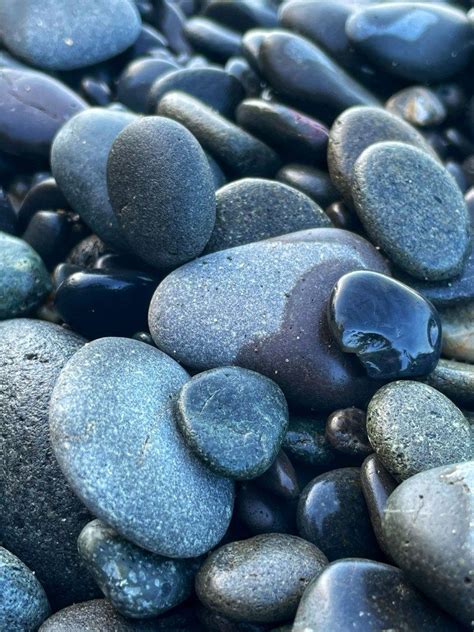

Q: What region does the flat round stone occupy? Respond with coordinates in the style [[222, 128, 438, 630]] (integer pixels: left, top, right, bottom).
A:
[[367, 381, 472, 481], [195, 534, 328, 624], [353, 141, 470, 280], [328, 270, 442, 379], [177, 366, 289, 479], [49, 337, 234, 558]]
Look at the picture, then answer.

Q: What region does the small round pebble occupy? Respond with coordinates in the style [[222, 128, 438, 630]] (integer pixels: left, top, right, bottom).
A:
[[77, 519, 200, 619], [440, 301, 474, 363], [195, 534, 328, 623], [0, 232, 51, 319], [353, 141, 470, 281], [367, 381, 472, 481], [386, 86, 447, 127], [176, 366, 289, 479], [0, 546, 50, 632], [325, 407, 372, 458]]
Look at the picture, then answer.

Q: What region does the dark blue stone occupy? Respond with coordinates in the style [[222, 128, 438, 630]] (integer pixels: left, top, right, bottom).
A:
[[117, 58, 178, 113], [328, 270, 442, 379], [18, 177, 69, 230], [184, 17, 242, 63], [0, 187, 17, 235]]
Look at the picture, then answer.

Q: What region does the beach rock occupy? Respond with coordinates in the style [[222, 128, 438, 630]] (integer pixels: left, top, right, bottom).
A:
[[283, 415, 338, 470], [425, 359, 474, 409], [440, 301, 474, 363]]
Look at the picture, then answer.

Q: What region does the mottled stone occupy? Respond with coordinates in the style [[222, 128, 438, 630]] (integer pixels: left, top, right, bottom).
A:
[[383, 461, 474, 627], [49, 337, 234, 558], [0, 319, 96, 609], [440, 301, 474, 363], [77, 520, 200, 619], [367, 381, 472, 481], [107, 116, 216, 269], [205, 178, 331, 253], [425, 359, 474, 409], [149, 228, 389, 411], [0, 232, 51, 319], [326, 407, 372, 458], [284, 415, 338, 470], [361, 454, 397, 558], [195, 534, 327, 623], [0, 547, 50, 632], [328, 270, 442, 379], [293, 559, 464, 632], [0, 0, 141, 70], [353, 142, 470, 280], [297, 467, 381, 561], [386, 86, 447, 127], [327, 106, 438, 202], [176, 367, 288, 479], [51, 108, 135, 252]]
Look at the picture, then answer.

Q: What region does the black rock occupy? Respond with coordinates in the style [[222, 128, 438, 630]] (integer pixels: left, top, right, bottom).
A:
[[158, 92, 280, 178], [204, 0, 278, 32], [297, 467, 381, 561], [53, 263, 84, 289], [0, 187, 18, 234], [116, 58, 178, 113], [283, 415, 338, 470], [18, 177, 69, 230], [55, 270, 157, 339], [325, 407, 372, 458], [184, 17, 242, 63], [254, 450, 299, 500], [23, 211, 77, 270], [79, 77, 112, 106], [328, 270, 442, 379], [225, 57, 261, 98], [324, 201, 362, 232], [276, 164, 339, 207], [236, 484, 296, 536]]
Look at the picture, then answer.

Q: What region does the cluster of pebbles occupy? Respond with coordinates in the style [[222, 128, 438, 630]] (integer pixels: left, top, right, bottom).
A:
[[0, 0, 473, 630]]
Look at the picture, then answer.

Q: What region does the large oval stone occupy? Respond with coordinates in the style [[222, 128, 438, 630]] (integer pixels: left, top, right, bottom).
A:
[[149, 228, 389, 411], [49, 337, 234, 558]]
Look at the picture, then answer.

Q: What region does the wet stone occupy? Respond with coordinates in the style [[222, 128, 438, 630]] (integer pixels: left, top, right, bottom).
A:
[[235, 484, 296, 536], [297, 467, 381, 561], [424, 358, 474, 409], [276, 164, 340, 208], [328, 271, 442, 379], [18, 177, 69, 231], [195, 534, 328, 624], [386, 86, 447, 128], [440, 301, 474, 363], [77, 519, 200, 619], [283, 415, 338, 470], [254, 450, 299, 500], [367, 380, 472, 481], [325, 407, 372, 458]]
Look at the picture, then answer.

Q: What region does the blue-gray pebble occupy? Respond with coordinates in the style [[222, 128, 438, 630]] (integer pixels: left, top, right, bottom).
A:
[[0, 546, 50, 632], [353, 141, 470, 281], [0, 0, 142, 71], [107, 116, 216, 269], [49, 337, 234, 558], [0, 232, 51, 319], [176, 366, 289, 479], [77, 519, 200, 619], [51, 108, 136, 252]]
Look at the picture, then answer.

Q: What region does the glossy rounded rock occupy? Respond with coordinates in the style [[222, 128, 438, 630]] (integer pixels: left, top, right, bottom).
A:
[[51, 108, 136, 252], [346, 3, 473, 82], [236, 484, 296, 536], [276, 164, 339, 207], [204, 0, 277, 32], [149, 228, 389, 411], [386, 86, 447, 127], [440, 302, 474, 363], [0, 0, 142, 70], [0, 69, 86, 157], [23, 210, 76, 270], [158, 92, 280, 179], [77, 519, 200, 619], [0, 319, 96, 609], [328, 271, 442, 379], [254, 450, 299, 500], [49, 337, 234, 558], [327, 105, 438, 202], [117, 58, 179, 113], [0, 232, 51, 319], [283, 415, 338, 470], [383, 462, 474, 628], [205, 178, 331, 253], [367, 381, 472, 481], [107, 116, 216, 269], [297, 467, 381, 561], [0, 546, 50, 632], [293, 559, 463, 632], [195, 534, 328, 624], [54, 270, 157, 339], [176, 366, 288, 479], [353, 142, 470, 281], [18, 177, 69, 230], [325, 407, 371, 458]]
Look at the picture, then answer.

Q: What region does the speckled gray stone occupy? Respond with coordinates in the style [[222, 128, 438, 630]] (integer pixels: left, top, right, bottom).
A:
[[424, 359, 474, 409], [383, 461, 474, 628], [0, 232, 51, 319], [77, 520, 200, 619], [204, 178, 331, 253], [327, 106, 438, 201], [176, 366, 289, 479], [440, 302, 474, 363], [0, 547, 50, 632], [149, 228, 389, 411], [353, 141, 471, 281], [51, 108, 136, 252], [0, 0, 142, 71], [107, 116, 216, 269], [195, 534, 328, 623], [49, 337, 234, 558], [0, 319, 96, 610], [367, 381, 472, 481]]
